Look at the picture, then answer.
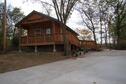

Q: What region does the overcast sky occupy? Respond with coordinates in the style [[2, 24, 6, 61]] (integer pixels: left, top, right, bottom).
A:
[[1, 0, 84, 30]]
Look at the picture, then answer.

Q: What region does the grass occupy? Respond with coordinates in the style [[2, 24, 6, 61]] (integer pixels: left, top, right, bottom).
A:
[[0, 52, 69, 73]]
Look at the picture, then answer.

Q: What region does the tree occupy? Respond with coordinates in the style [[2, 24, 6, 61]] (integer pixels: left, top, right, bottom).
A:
[[0, 2, 6, 51], [0, 19, 3, 49], [0, 3, 4, 44], [8, 7, 25, 37], [9, 7, 25, 48], [40, 2, 52, 16], [77, 0, 116, 47], [52, 0, 79, 55], [107, 0, 126, 49], [0, 2, 25, 50], [77, 0, 99, 43], [97, 0, 109, 45], [114, 0, 126, 48]]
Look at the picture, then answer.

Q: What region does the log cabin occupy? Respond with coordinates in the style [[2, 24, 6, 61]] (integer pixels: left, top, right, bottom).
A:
[[15, 10, 81, 53], [80, 40, 99, 50]]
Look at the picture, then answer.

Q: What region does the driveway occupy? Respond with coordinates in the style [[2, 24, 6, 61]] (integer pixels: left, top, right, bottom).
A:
[[0, 50, 126, 84]]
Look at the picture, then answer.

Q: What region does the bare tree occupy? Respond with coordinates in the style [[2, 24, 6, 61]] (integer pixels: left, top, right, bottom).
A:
[[97, 0, 107, 45], [52, 0, 79, 55], [77, 0, 99, 43], [97, 0, 111, 46], [77, 0, 113, 46], [40, 1, 52, 16]]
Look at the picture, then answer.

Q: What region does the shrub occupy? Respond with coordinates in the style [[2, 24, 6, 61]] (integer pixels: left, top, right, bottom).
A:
[[11, 36, 19, 47]]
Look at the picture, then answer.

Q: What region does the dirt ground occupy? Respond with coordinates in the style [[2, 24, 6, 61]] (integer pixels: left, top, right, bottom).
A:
[[0, 52, 69, 73]]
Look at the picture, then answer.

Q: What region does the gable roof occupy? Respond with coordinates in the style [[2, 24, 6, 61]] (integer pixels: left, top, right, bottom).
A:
[[15, 10, 78, 35]]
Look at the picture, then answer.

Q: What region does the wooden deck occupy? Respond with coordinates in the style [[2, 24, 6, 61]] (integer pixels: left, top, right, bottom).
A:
[[21, 33, 80, 47], [21, 33, 62, 46], [68, 33, 80, 47], [16, 10, 82, 52], [81, 40, 98, 50]]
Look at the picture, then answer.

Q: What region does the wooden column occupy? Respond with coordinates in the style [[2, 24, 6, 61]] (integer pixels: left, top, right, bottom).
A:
[[52, 21, 56, 52], [34, 46, 38, 53], [69, 44, 72, 55], [53, 44, 56, 52]]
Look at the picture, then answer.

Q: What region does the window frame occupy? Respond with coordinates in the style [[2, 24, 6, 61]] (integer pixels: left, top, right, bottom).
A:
[[46, 28, 51, 35]]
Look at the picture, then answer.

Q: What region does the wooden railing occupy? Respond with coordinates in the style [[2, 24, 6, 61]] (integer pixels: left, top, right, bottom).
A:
[[21, 33, 80, 47], [81, 41, 97, 49], [21, 34, 63, 46], [53, 33, 63, 43], [68, 34, 80, 47]]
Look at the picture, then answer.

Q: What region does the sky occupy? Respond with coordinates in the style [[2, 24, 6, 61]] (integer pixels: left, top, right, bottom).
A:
[[1, 0, 84, 30]]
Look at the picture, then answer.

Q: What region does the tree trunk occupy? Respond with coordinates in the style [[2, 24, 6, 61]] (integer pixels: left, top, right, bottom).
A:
[[92, 30, 97, 44], [61, 24, 70, 56], [104, 25, 108, 47], [116, 30, 120, 49], [100, 17, 103, 46], [3, 0, 7, 52]]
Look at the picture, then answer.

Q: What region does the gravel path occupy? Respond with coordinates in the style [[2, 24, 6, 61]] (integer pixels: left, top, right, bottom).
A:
[[0, 50, 126, 84]]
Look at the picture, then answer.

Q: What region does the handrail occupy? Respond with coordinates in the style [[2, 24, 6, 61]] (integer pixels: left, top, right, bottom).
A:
[[21, 33, 80, 47]]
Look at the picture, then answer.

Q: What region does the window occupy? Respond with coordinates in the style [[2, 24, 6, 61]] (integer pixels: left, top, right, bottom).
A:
[[22, 29, 28, 36], [46, 28, 51, 35]]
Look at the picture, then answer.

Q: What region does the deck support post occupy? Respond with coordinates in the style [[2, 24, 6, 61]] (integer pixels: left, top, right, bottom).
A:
[[68, 44, 71, 55], [35, 46, 38, 53], [19, 48, 22, 53], [53, 44, 56, 52]]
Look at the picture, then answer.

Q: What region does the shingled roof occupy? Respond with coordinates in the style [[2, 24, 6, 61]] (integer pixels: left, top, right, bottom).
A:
[[15, 10, 78, 35]]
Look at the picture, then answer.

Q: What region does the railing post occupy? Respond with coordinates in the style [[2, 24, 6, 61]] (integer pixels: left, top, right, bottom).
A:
[[34, 36, 36, 45], [27, 36, 28, 44], [44, 35, 45, 42], [34, 46, 38, 53]]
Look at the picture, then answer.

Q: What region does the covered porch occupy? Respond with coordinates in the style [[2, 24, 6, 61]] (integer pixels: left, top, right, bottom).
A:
[[18, 21, 64, 46]]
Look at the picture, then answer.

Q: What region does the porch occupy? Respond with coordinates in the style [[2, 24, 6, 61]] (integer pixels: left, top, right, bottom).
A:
[[21, 33, 64, 46]]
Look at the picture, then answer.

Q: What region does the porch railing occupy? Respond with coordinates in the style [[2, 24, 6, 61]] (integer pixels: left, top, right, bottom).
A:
[[21, 33, 64, 45], [21, 33, 80, 47]]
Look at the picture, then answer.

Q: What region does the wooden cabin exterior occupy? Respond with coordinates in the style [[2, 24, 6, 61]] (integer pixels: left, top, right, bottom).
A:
[[15, 11, 80, 52], [81, 40, 98, 50]]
